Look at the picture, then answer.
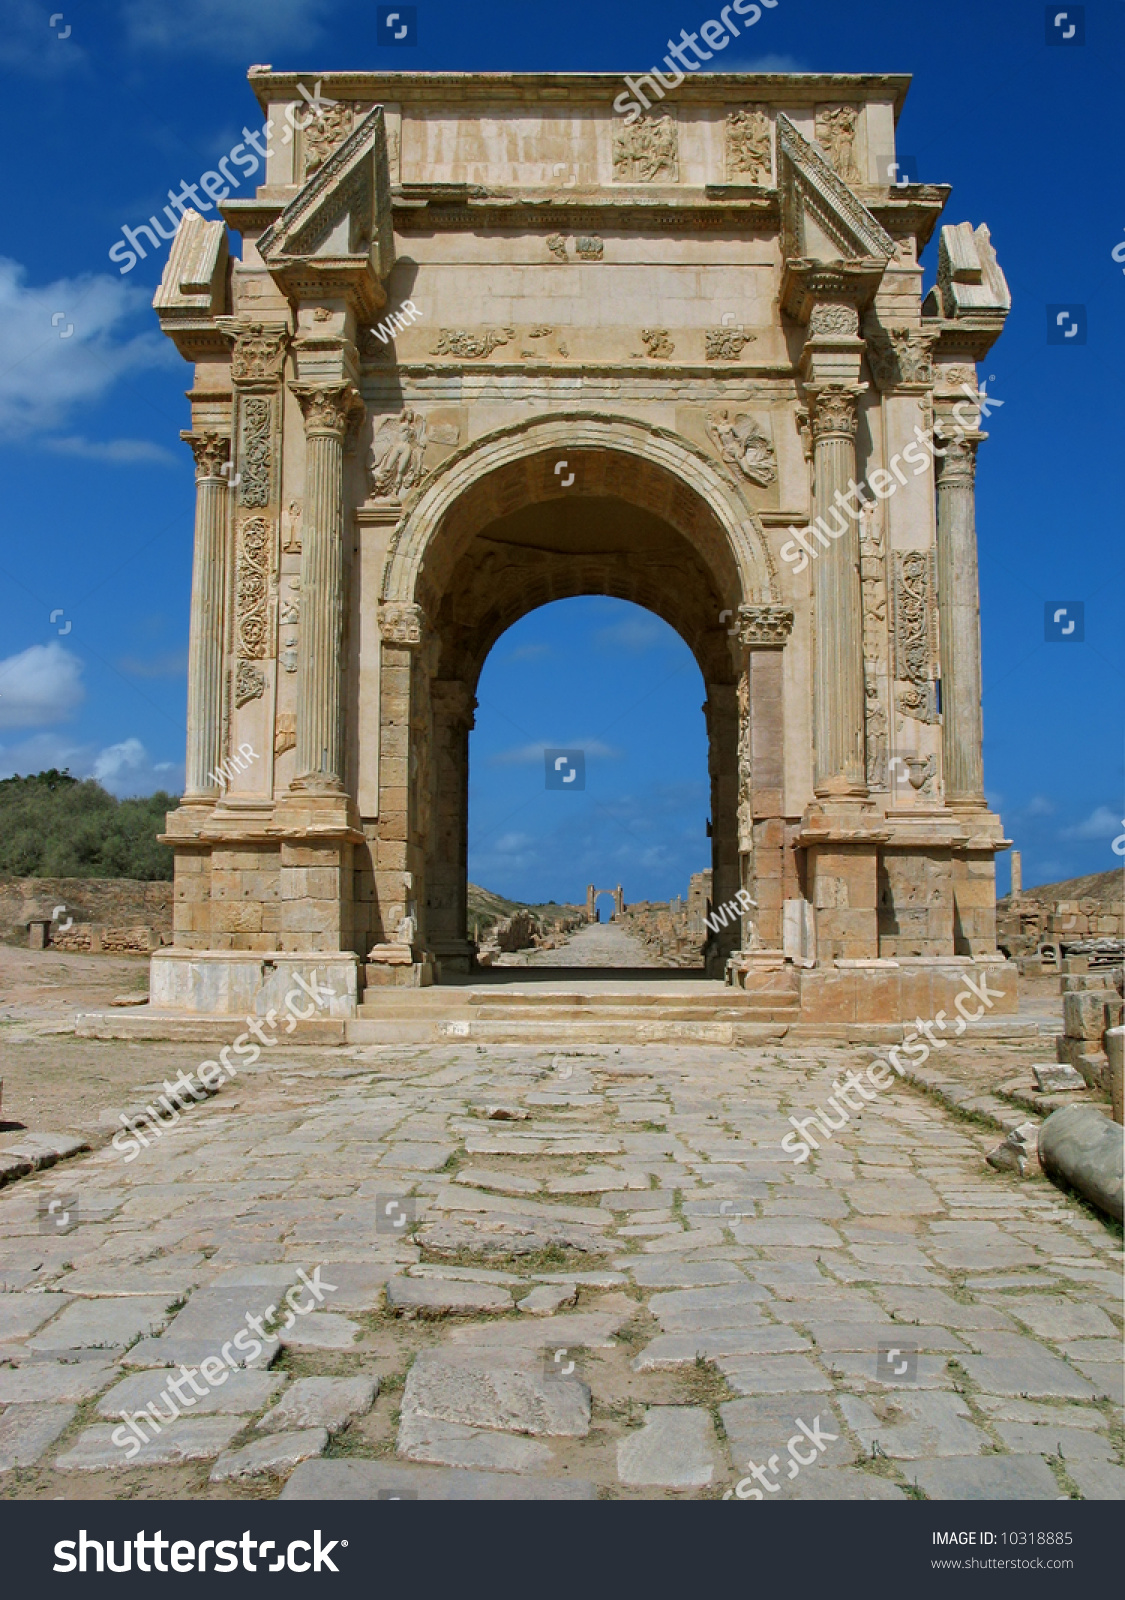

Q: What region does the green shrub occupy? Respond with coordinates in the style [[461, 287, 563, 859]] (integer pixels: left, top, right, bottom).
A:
[[0, 769, 174, 880]]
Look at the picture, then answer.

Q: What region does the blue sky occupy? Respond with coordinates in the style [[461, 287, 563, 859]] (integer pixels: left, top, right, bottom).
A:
[[0, 0, 1120, 901]]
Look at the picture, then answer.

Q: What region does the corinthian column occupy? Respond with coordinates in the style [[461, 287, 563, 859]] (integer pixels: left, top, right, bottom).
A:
[[290, 384, 362, 791], [809, 386, 866, 795], [935, 430, 985, 804], [181, 430, 230, 799]]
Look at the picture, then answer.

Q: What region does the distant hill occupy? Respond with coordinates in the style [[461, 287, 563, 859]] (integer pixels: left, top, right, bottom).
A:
[[467, 883, 582, 937], [1002, 868, 1123, 907], [0, 770, 174, 880]]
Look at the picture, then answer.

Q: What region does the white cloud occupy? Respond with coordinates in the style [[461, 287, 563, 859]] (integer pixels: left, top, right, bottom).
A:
[[92, 738, 181, 797], [490, 739, 621, 767], [506, 643, 553, 663], [713, 53, 809, 72], [44, 435, 178, 465], [0, 732, 181, 797], [120, 0, 336, 55], [1063, 805, 1122, 841], [593, 615, 671, 653], [0, 643, 85, 729], [0, 257, 173, 440], [1024, 795, 1056, 817]]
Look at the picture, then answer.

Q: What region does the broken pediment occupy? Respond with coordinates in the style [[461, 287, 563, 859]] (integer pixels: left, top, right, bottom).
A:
[[152, 210, 230, 358], [776, 112, 896, 267], [926, 221, 1011, 319], [258, 104, 395, 319]]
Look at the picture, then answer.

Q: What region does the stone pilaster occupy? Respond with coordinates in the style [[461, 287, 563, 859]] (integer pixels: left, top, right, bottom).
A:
[[935, 428, 985, 805], [181, 430, 231, 800], [428, 679, 476, 970], [735, 605, 793, 951], [290, 383, 363, 792], [808, 385, 867, 796]]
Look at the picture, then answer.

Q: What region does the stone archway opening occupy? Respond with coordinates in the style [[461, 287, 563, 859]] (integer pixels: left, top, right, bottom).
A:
[[378, 434, 782, 984]]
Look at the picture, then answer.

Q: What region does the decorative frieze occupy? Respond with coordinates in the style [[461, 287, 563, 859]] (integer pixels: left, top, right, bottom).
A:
[[726, 108, 772, 183], [893, 549, 939, 723], [429, 328, 513, 360], [639, 328, 674, 359], [706, 411, 777, 486], [613, 115, 678, 183], [705, 326, 756, 360], [575, 235, 603, 260]]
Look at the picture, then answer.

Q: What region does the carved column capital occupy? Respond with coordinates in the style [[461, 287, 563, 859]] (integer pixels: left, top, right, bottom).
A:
[[806, 385, 862, 440], [934, 430, 981, 487], [736, 604, 795, 650], [291, 382, 365, 438], [379, 601, 427, 648], [180, 430, 231, 480], [218, 320, 290, 387]]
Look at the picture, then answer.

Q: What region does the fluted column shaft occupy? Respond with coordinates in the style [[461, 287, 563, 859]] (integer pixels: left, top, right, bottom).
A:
[[292, 385, 359, 790], [935, 432, 985, 803], [810, 388, 866, 795], [182, 432, 230, 798]]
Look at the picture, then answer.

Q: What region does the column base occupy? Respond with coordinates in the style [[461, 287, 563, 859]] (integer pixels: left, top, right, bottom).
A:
[[365, 946, 435, 988]]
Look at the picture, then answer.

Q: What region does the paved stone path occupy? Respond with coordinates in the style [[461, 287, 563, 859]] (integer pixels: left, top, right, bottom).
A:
[[0, 1039, 1120, 1499], [510, 921, 663, 968]]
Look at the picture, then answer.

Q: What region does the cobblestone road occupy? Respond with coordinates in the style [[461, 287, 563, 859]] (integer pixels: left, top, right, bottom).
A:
[[0, 1033, 1121, 1500]]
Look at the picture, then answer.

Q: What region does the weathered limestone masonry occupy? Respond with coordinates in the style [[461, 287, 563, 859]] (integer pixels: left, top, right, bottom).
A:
[[150, 69, 1017, 1025]]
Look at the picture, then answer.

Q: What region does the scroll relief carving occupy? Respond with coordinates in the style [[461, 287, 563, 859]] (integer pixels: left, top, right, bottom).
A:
[[814, 104, 862, 185], [726, 108, 772, 183], [235, 516, 271, 661], [238, 396, 272, 508], [613, 115, 678, 183], [369, 409, 460, 499], [429, 328, 513, 360], [706, 411, 777, 486], [893, 550, 939, 724], [808, 303, 859, 338]]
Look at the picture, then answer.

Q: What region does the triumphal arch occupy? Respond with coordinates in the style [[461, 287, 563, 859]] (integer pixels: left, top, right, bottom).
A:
[[151, 68, 1016, 1025]]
